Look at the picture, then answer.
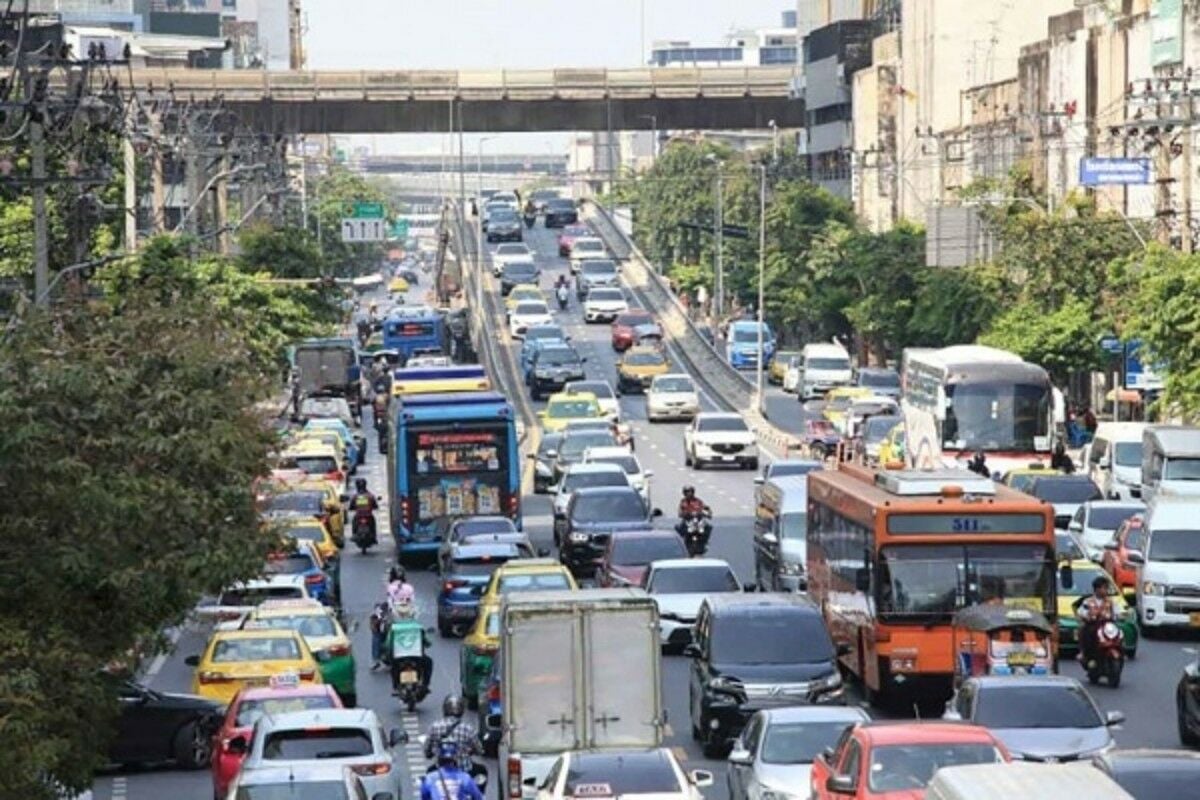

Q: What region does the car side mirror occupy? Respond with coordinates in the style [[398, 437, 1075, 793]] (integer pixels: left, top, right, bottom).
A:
[[728, 748, 753, 766], [580, 357, 588, 363], [826, 775, 856, 795], [682, 643, 701, 658], [761, 532, 778, 545], [753, 476, 764, 485], [527, 453, 537, 460], [1103, 541, 1118, 551], [389, 728, 409, 747], [1059, 562, 1074, 590], [1068, 521, 1083, 533], [651, 508, 663, 518], [184, 655, 200, 667], [226, 735, 249, 755], [644, 469, 655, 479], [1106, 710, 1125, 726], [1099, 456, 1111, 469], [1127, 552, 1145, 564], [537, 411, 547, 419], [537, 547, 551, 557], [689, 770, 714, 788], [546, 450, 558, 459], [486, 713, 502, 729]]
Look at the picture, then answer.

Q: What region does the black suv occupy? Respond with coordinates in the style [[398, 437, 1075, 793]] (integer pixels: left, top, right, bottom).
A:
[[499, 260, 539, 296], [558, 486, 662, 575], [688, 594, 845, 758], [527, 344, 586, 400], [544, 198, 578, 227]]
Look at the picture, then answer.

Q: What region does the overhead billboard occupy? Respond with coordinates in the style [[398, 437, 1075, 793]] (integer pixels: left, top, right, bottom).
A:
[[1151, 0, 1183, 67]]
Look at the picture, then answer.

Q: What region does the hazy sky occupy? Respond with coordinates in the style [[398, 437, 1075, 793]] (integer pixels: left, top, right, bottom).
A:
[[304, 0, 793, 153]]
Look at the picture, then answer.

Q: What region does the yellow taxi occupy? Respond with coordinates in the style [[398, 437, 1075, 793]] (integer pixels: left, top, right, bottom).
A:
[[822, 386, 875, 431], [187, 628, 322, 704], [768, 350, 801, 384], [277, 440, 346, 484], [877, 423, 906, 467], [277, 515, 340, 561], [505, 285, 544, 315], [460, 603, 501, 704], [538, 392, 603, 433], [1002, 465, 1064, 494], [616, 346, 670, 394], [290, 429, 348, 465], [242, 600, 357, 706], [389, 275, 410, 294], [300, 479, 346, 546], [479, 559, 577, 609]]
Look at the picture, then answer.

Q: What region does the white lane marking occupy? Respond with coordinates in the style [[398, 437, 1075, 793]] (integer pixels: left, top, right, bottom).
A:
[[111, 777, 127, 800]]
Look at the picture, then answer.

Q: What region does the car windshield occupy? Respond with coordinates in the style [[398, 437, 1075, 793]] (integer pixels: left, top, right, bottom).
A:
[[564, 751, 681, 795], [538, 436, 563, 457], [251, 614, 338, 638], [861, 371, 900, 388], [451, 555, 514, 577], [263, 555, 315, 576], [562, 471, 628, 492], [560, 432, 616, 458], [1164, 457, 1200, 480], [525, 327, 565, 342], [283, 525, 325, 543], [581, 261, 617, 275], [864, 417, 900, 442], [648, 565, 738, 594], [491, 210, 518, 222], [698, 417, 748, 433], [568, 383, 614, 400], [1055, 533, 1086, 562], [539, 349, 580, 367], [761, 720, 858, 765], [548, 400, 595, 418], [211, 637, 302, 663], [498, 573, 571, 593], [625, 352, 665, 366], [573, 492, 646, 522], [574, 240, 605, 254], [1148, 530, 1200, 562], [611, 535, 686, 565], [868, 744, 1003, 792], [1059, 563, 1109, 594], [808, 357, 850, 371], [268, 492, 324, 514], [1032, 478, 1102, 504], [973, 683, 1102, 728], [1087, 506, 1142, 530], [1113, 442, 1142, 467], [548, 200, 575, 211], [453, 518, 517, 538], [654, 377, 694, 393], [592, 455, 639, 475], [1110, 770, 1200, 798], [515, 302, 548, 314], [564, 226, 590, 236], [504, 263, 537, 277], [497, 245, 528, 255], [234, 694, 338, 727], [712, 610, 832, 663], [732, 327, 767, 343], [942, 381, 1052, 453], [588, 288, 623, 301], [282, 457, 337, 475], [769, 462, 820, 479], [262, 728, 374, 760], [616, 313, 652, 326], [236, 783, 349, 800]]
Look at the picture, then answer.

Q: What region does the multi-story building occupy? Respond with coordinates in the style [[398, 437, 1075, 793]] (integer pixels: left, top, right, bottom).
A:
[[804, 19, 874, 199], [649, 11, 799, 67]]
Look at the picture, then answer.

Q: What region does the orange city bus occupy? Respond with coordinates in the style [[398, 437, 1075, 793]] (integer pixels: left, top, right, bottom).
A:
[[806, 463, 1057, 704]]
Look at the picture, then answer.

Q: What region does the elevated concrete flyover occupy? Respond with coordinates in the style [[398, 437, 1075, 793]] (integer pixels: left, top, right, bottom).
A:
[[114, 66, 803, 133]]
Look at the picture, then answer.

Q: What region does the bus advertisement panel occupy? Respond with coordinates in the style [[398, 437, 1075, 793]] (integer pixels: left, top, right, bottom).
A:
[[387, 392, 521, 561], [901, 345, 1064, 475], [806, 463, 1057, 703]]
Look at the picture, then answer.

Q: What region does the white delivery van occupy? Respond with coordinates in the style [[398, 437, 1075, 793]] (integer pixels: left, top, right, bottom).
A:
[[925, 762, 1132, 800], [1134, 497, 1200, 632], [1086, 422, 1146, 500], [798, 342, 852, 399], [1141, 426, 1200, 502]]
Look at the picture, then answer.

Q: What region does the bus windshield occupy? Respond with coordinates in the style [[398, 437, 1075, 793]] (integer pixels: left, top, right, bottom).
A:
[[942, 381, 1051, 452], [876, 543, 1054, 619]]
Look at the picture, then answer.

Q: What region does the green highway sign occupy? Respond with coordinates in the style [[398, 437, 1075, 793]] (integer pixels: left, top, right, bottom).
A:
[[348, 201, 385, 219], [391, 219, 410, 238]]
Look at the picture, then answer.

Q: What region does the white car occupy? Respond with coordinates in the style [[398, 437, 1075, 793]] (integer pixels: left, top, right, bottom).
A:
[[492, 242, 534, 276], [536, 748, 712, 800], [236, 708, 405, 799], [647, 373, 701, 422], [569, 237, 608, 272], [684, 412, 759, 470], [1067, 500, 1144, 561], [583, 287, 628, 323], [564, 379, 620, 420], [644, 558, 741, 649], [509, 300, 555, 339], [552, 462, 631, 519], [197, 574, 314, 622], [225, 762, 377, 800], [583, 446, 654, 505]]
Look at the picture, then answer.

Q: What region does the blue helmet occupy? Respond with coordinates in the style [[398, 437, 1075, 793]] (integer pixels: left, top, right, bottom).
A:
[[437, 740, 460, 765]]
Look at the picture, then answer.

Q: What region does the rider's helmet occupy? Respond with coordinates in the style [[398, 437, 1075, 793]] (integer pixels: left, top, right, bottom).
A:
[[437, 740, 460, 767], [355, 478, 368, 492], [682, 486, 695, 498], [442, 693, 465, 718], [389, 565, 407, 584]]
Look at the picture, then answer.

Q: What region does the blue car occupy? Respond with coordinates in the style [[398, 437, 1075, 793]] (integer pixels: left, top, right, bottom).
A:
[[263, 542, 335, 604], [520, 326, 569, 375], [725, 320, 776, 369], [436, 541, 521, 637], [304, 418, 365, 468]]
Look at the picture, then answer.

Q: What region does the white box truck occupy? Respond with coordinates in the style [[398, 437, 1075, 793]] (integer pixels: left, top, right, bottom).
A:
[[498, 588, 664, 800]]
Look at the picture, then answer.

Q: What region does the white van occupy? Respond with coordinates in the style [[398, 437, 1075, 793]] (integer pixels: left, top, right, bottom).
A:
[[1085, 422, 1146, 500], [1134, 497, 1200, 632], [798, 342, 852, 399], [1141, 426, 1200, 502], [925, 762, 1132, 800]]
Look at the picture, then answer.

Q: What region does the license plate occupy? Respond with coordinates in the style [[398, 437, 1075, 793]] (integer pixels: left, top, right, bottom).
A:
[[400, 669, 419, 684], [1007, 651, 1037, 667], [1190, 612, 1200, 627], [719, 455, 735, 461]]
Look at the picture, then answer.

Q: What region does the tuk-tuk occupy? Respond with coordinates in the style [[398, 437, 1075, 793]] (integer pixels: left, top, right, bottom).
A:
[[952, 605, 1054, 683], [386, 617, 432, 711]]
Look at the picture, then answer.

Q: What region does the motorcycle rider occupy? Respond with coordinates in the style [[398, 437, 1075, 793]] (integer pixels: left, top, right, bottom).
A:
[[966, 450, 990, 478], [421, 741, 484, 800], [387, 565, 416, 616], [556, 282, 570, 309], [1077, 575, 1117, 667], [369, 600, 391, 671], [1050, 440, 1076, 474], [350, 478, 379, 544], [425, 694, 481, 771], [675, 486, 711, 535]]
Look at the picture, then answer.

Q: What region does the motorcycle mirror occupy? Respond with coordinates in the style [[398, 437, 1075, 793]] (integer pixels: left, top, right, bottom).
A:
[[388, 728, 409, 747], [1059, 562, 1074, 590], [184, 655, 200, 667]]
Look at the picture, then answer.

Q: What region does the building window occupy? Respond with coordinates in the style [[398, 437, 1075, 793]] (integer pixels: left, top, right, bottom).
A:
[[651, 47, 743, 66], [760, 46, 797, 65]]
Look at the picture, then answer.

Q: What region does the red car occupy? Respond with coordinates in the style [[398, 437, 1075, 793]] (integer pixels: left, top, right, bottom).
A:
[[210, 683, 342, 798], [610, 310, 656, 352], [597, 530, 687, 588], [1102, 514, 1146, 595], [557, 224, 593, 257], [810, 721, 1010, 800]]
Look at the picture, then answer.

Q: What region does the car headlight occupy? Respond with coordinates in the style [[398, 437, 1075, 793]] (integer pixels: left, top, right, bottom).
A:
[[709, 676, 745, 698], [568, 532, 589, 543], [535, 462, 553, 477], [779, 561, 804, 576], [1143, 581, 1166, 596], [813, 671, 842, 691]]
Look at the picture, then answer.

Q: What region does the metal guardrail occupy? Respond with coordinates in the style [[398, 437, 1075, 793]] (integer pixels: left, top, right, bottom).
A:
[[115, 66, 799, 100]]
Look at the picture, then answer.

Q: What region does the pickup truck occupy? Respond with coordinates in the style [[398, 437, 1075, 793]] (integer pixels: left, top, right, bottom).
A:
[[498, 589, 664, 800]]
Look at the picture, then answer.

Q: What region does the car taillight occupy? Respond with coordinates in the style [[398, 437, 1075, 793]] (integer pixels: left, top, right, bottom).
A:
[[325, 643, 351, 657], [325, 471, 343, 483], [400, 497, 413, 527], [298, 669, 317, 680], [507, 756, 522, 798], [488, 682, 501, 702], [199, 671, 233, 684], [351, 763, 392, 776], [443, 579, 467, 593], [305, 574, 325, 585]]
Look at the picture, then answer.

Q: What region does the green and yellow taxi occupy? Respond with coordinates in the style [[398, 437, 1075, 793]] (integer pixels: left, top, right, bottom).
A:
[[1002, 465, 1064, 494], [768, 350, 801, 384], [479, 558, 578, 609], [538, 392, 604, 433], [616, 346, 671, 394], [242, 599, 357, 707], [187, 628, 322, 705], [278, 515, 340, 562], [460, 603, 502, 707], [1056, 559, 1138, 657]]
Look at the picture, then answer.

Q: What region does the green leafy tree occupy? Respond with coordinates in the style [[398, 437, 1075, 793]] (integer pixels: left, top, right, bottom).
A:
[[908, 264, 1010, 348], [979, 297, 1107, 384], [311, 167, 390, 276], [238, 222, 325, 279]]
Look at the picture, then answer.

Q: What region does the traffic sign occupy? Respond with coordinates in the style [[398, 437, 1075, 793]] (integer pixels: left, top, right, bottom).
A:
[[1079, 157, 1152, 187], [391, 219, 410, 239], [341, 217, 386, 242], [1098, 335, 1123, 355], [346, 201, 385, 219]]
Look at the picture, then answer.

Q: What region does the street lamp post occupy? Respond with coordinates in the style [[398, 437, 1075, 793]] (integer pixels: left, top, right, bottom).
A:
[[639, 114, 658, 161], [768, 119, 778, 163], [754, 164, 767, 415], [476, 136, 498, 311]]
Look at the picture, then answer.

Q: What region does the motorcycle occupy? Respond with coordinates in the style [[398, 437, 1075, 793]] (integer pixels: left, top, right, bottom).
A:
[[556, 286, 569, 310], [424, 761, 490, 794], [1082, 617, 1125, 688], [523, 212, 537, 229], [676, 510, 713, 557], [388, 618, 433, 711], [352, 511, 377, 554]]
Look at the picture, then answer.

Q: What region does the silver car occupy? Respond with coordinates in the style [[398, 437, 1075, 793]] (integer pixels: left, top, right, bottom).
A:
[[226, 762, 386, 800], [727, 706, 871, 800], [237, 709, 405, 798], [943, 675, 1123, 762]]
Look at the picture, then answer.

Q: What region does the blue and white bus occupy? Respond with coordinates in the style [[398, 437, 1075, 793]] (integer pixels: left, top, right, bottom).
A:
[[382, 306, 446, 361], [387, 391, 522, 561]]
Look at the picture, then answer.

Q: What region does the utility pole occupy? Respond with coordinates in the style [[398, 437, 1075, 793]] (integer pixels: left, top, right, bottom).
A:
[[714, 172, 724, 319], [1184, 91, 1195, 254], [123, 105, 138, 253], [288, 0, 306, 70], [216, 150, 231, 255], [755, 164, 767, 414], [31, 111, 49, 306], [150, 113, 165, 233], [457, 99, 466, 214]]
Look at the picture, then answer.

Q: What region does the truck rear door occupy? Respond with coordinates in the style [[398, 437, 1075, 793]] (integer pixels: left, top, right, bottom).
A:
[[506, 613, 581, 752], [582, 606, 662, 748]]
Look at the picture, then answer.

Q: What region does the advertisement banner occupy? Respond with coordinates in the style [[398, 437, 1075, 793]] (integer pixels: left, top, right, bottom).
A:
[[1152, 0, 1184, 66]]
